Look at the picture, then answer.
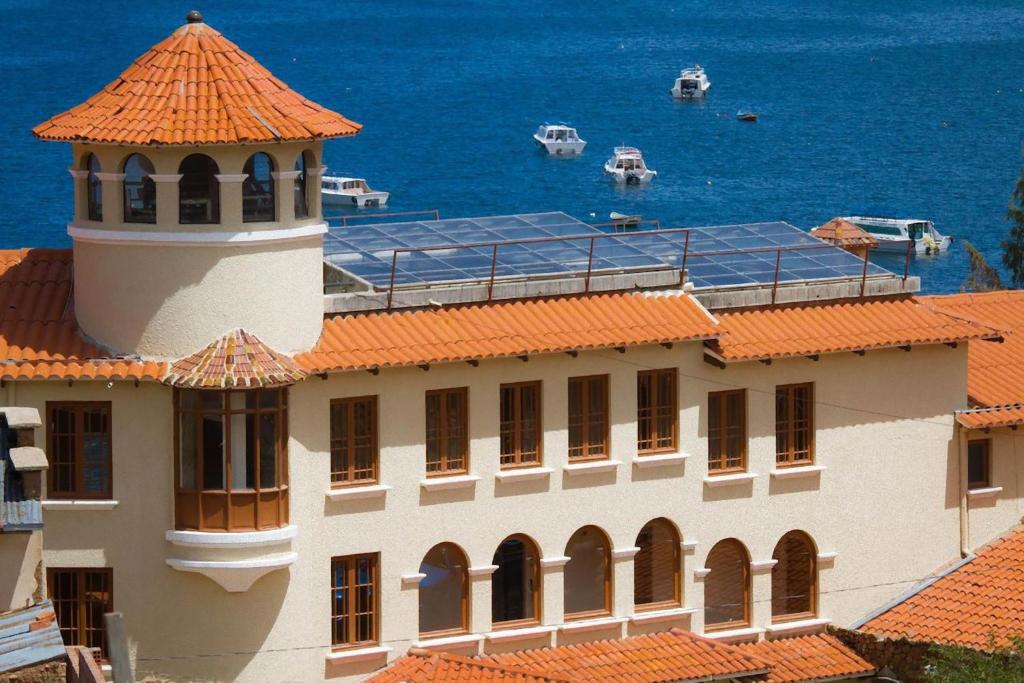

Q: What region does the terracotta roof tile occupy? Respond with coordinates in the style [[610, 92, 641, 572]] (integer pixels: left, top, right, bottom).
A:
[[709, 297, 999, 362], [810, 219, 878, 248], [295, 292, 719, 374], [366, 649, 571, 683], [163, 329, 306, 389], [33, 19, 360, 145], [736, 634, 875, 682], [955, 404, 1024, 430], [861, 524, 1024, 651]]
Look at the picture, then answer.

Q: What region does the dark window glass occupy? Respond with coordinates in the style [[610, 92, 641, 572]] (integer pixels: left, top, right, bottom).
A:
[[704, 539, 750, 629], [331, 554, 378, 648], [425, 388, 468, 475], [331, 397, 378, 485], [178, 154, 220, 224], [122, 154, 155, 223], [772, 531, 816, 621], [564, 526, 610, 618], [48, 568, 112, 659], [634, 519, 680, 608], [776, 384, 814, 465], [492, 535, 540, 626], [47, 403, 111, 499], [708, 390, 746, 472], [85, 154, 103, 221], [294, 151, 312, 219], [968, 439, 991, 489], [638, 369, 677, 453], [418, 543, 468, 635], [500, 382, 541, 467], [243, 152, 275, 222], [568, 376, 608, 460]]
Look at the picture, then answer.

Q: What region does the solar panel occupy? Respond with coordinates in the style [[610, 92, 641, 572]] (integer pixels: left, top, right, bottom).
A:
[[323, 212, 891, 290]]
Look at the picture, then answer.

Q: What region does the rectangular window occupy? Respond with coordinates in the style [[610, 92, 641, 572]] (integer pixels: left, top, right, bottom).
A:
[[637, 369, 677, 454], [775, 383, 814, 465], [500, 382, 542, 468], [425, 388, 469, 475], [331, 554, 378, 649], [48, 568, 113, 659], [568, 376, 609, 460], [330, 397, 378, 486], [968, 439, 991, 490], [47, 403, 112, 499], [708, 390, 746, 473]]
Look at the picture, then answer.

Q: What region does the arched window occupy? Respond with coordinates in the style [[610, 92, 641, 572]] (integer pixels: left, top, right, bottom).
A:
[[84, 154, 102, 222], [704, 539, 750, 630], [243, 152, 275, 222], [772, 531, 816, 622], [293, 150, 314, 219], [634, 518, 680, 609], [419, 543, 468, 636], [178, 154, 220, 224], [492, 534, 540, 626], [122, 154, 156, 224], [564, 525, 611, 619]]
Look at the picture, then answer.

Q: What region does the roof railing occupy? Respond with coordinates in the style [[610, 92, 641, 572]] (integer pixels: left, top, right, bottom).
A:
[[325, 209, 441, 226]]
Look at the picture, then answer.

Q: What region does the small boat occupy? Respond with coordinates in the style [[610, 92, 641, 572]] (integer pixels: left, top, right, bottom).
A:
[[321, 176, 390, 208], [736, 109, 758, 122], [671, 65, 711, 99], [533, 124, 587, 156], [838, 216, 953, 255], [609, 211, 642, 231], [604, 147, 657, 184]]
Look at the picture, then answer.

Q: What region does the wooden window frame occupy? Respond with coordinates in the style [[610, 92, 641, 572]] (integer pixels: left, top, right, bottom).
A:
[[491, 534, 542, 630], [775, 383, 814, 466], [425, 387, 469, 477], [568, 375, 610, 462], [633, 519, 682, 612], [330, 396, 379, 487], [331, 553, 380, 651], [563, 526, 613, 621], [418, 543, 469, 638], [707, 389, 747, 474], [500, 381, 543, 469], [967, 438, 992, 490], [703, 539, 751, 632], [637, 369, 678, 455], [771, 531, 818, 624], [46, 402, 112, 500], [47, 567, 113, 660]]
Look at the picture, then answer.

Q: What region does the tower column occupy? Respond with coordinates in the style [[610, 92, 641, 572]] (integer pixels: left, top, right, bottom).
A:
[[215, 174, 248, 227], [67, 169, 89, 223], [94, 172, 124, 223], [272, 170, 301, 225], [149, 174, 182, 226]]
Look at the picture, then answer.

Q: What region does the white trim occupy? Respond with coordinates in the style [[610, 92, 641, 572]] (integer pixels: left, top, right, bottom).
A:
[[148, 173, 183, 183], [816, 551, 839, 566], [750, 559, 778, 572], [681, 540, 699, 553], [485, 625, 557, 643], [558, 616, 627, 634], [93, 172, 124, 182], [272, 170, 302, 180], [401, 573, 427, 586], [215, 173, 249, 183], [420, 474, 481, 491], [702, 626, 765, 642], [770, 464, 826, 479], [539, 556, 571, 568], [413, 633, 483, 649], [611, 546, 641, 560], [968, 486, 1003, 500], [467, 564, 499, 577], [703, 472, 758, 487], [629, 607, 697, 624], [563, 460, 620, 475], [67, 169, 90, 180], [325, 484, 391, 501], [495, 466, 554, 482], [165, 552, 297, 592], [765, 617, 830, 635], [67, 222, 327, 247], [633, 452, 690, 468], [42, 500, 119, 510], [309, 165, 328, 177], [325, 645, 392, 663], [164, 525, 297, 549], [693, 567, 711, 579]]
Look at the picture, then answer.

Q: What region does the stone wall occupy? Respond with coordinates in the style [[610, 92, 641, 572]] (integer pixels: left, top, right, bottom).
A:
[[830, 627, 933, 682], [0, 659, 66, 683]]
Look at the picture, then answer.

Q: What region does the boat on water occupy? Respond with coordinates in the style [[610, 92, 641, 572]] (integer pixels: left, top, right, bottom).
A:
[[533, 124, 587, 156], [321, 176, 390, 208], [736, 109, 758, 122], [838, 216, 952, 254], [604, 147, 657, 184], [671, 65, 711, 99]]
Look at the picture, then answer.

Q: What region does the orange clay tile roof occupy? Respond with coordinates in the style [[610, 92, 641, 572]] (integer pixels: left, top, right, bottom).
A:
[[0, 249, 164, 382], [955, 404, 1024, 430], [294, 292, 720, 374], [810, 219, 878, 248], [707, 296, 1000, 363], [32, 17, 361, 146], [366, 649, 572, 683], [163, 329, 306, 389], [735, 634, 875, 682], [860, 524, 1024, 651]]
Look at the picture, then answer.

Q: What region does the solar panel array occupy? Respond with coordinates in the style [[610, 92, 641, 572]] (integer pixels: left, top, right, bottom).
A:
[[323, 212, 890, 290]]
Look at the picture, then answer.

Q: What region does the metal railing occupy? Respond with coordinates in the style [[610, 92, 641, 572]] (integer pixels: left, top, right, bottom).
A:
[[325, 209, 441, 226]]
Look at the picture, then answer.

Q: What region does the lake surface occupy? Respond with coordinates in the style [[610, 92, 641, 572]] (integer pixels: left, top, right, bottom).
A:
[[4, 0, 1024, 292]]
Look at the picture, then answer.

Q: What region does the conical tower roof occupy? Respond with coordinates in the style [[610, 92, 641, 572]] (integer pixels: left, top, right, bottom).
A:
[[32, 11, 361, 146]]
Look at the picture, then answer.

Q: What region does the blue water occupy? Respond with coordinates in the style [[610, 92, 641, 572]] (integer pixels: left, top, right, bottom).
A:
[[4, 1, 1024, 293]]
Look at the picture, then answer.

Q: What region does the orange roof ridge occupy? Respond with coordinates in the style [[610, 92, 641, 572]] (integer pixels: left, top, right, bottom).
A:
[[33, 13, 361, 146], [366, 648, 572, 682], [736, 633, 875, 682], [163, 329, 306, 389]]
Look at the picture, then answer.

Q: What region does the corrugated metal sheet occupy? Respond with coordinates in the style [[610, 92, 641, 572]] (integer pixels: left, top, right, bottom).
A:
[[0, 601, 65, 674]]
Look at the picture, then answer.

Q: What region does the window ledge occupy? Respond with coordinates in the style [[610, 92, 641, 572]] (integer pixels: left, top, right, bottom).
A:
[[558, 616, 627, 634], [703, 472, 758, 487], [413, 633, 483, 648], [765, 617, 830, 635], [164, 525, 297, 549], [495, 466, 554, 482], [968, 486, 1003, 500], [563, 460, 621, 475], [325, 484, 391, 501], [42, 500, 119, 510], [633, 452, 690, 468], [325, 645, 393, 663], [420, 474, 481, 491], [770, 465, 826, 479], [702, 626, 765, 642], [629, 607, 697, 624], [485, 625, 557, 643]]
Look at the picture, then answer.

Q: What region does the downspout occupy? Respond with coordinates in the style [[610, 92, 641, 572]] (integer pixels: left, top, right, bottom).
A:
[[957, 422, 970, 557]]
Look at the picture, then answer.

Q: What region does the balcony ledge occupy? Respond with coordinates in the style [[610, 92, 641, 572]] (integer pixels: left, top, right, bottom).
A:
[[420, 474, 481, 491], [485, 625, 557, 643], [166, 552, 297, 592], [165, 525, 298, 549], [703, 472, 758, 487], [563, 460, 620, 475], [325, 645, 393, 663], [633, 452, 690, 468], [326, 484, 391, 501], [42, 500, 119, 510], [629, 607, 697, 624], [558, 616, 627, 634], [765, 617, 830, 636], [770, 465, 826, 479], [495, 466, 554, 482]]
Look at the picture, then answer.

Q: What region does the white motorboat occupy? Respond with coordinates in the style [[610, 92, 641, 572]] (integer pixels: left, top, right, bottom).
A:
[[671, 65, 711, 99], [533, 124, 587, 156], [839, 216, 953, 255], [604, 147, 657, 184], [321, 176, 390, 208]]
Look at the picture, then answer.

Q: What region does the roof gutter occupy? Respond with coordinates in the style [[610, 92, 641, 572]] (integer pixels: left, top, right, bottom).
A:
[[850, 552, 975, 629]]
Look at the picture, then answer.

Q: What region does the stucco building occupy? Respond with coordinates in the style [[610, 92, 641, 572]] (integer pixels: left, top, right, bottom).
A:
[[1, 12, 1023, 683]]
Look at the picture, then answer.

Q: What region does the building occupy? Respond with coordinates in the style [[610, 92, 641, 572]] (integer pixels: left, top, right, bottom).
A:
[[0, 11, 1021, 682]]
